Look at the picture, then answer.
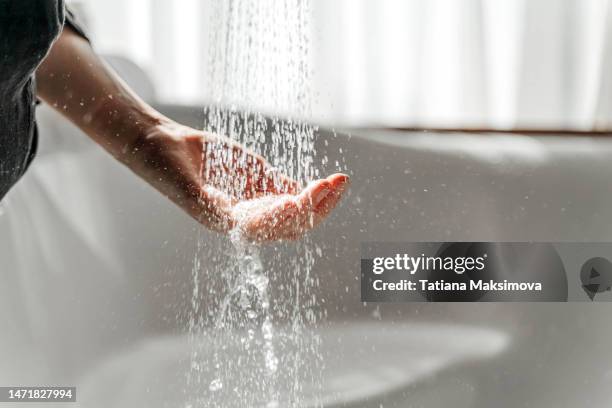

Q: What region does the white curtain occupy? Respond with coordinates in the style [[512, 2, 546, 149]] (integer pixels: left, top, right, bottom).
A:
[[312, 0, 612, 129], [71, 0, 612, 129]]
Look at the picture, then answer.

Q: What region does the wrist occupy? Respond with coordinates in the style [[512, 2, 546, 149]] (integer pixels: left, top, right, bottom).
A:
[[87, 94, 170, 163]]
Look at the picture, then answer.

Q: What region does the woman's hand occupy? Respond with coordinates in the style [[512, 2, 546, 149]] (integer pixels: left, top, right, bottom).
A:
[[129, 120, 349, 242], [36, 27, 349, 242]]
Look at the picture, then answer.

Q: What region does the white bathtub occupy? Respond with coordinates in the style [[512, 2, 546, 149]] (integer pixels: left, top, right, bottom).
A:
[[1, 104, 612, 407]]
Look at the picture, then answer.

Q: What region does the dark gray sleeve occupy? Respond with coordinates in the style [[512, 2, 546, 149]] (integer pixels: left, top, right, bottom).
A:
[[34, 5, 91, 106], [64, 6, 90, 43]]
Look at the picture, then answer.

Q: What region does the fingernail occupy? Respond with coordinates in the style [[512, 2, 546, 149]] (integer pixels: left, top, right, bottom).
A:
[[314, 188, 330, 206]]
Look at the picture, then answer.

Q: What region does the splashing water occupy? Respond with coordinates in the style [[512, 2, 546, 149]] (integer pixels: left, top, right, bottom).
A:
[[186, 1, 324, 407]]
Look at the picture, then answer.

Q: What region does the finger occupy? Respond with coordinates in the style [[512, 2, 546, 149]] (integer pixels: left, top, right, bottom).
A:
[[282, 179, 330, 237], [235, 174, 349, 242], [225, 142, 299, 196], [275, 174, 349, 239], [203, 138, 262, 199], [222, 143, 300, 198], [262, 169, 300, 195], [312, 173, 350, 221], [295, 179, 331, 216], [328, 173, 350, 190], [243, 197, 299, 241], [251, 159, 299, 196]]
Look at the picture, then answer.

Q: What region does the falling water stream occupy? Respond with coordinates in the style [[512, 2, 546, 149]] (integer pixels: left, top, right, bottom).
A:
[[187, 1, 323, 407]]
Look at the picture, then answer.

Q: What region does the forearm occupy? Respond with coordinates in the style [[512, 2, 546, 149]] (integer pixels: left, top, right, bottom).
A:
[[35, 26, 167, 164]]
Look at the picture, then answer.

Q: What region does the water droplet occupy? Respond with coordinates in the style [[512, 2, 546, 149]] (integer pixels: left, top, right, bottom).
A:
[[262, 319, 274, 340], [209, 378, 223, 392]]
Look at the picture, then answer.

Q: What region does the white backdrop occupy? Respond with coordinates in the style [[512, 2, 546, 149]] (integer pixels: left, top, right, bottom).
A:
[[69, 0, 612, 129]]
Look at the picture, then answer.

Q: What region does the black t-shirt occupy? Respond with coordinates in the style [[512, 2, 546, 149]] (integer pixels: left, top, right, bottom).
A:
[[0, 1, 87, 201]]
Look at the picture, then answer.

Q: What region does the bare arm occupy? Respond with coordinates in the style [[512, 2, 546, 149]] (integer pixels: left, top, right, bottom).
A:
[[36, 27, 160, 162], [36, 27, 348, 241]]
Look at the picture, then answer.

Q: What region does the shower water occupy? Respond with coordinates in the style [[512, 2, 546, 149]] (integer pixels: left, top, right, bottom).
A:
[[186, 1, 325, 407]]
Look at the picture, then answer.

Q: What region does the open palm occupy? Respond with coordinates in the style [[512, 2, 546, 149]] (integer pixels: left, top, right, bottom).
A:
[[130, 120, 349, 242]]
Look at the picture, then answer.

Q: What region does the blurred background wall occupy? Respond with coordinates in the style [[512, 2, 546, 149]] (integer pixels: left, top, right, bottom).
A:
[[68, 0, 612, 130]]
